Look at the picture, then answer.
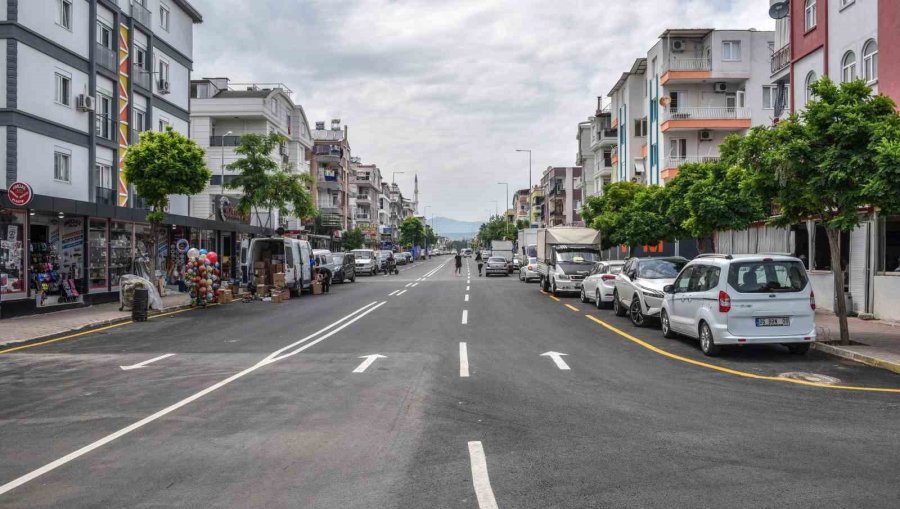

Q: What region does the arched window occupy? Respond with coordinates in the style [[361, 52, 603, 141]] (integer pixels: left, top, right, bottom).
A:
[[805, 71, 817, 106], [841, 51, 857, 83], [805, 0, 817, 31], [862, 39, 878, 83]]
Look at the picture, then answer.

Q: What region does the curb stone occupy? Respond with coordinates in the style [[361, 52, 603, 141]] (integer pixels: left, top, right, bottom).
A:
[[811, 342, 900, 375]]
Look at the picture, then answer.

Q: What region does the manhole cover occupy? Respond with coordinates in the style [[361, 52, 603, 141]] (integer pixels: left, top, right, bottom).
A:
[[779, 372, 841, 384]]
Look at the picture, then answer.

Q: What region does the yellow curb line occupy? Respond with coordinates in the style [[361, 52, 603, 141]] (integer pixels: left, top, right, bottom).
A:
[[584, 314, 900, 394], [0, 306, 200, 355], [565, 304, 580, 312]]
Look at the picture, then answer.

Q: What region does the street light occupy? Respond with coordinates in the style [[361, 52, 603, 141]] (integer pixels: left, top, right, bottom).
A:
[[497, 182, 509, 236]]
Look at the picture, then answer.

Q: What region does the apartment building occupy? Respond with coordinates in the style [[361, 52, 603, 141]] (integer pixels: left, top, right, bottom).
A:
[[350, 160, 381, 246], [0, 0, 268, 317], [529, 185, 544, 227], [574, 121, 596, 197], [189, 78, 313, 230], [311, 119, 350, 233], [511, 188, 530, 223], [540, 167, 582, 227], [588, 100, 617, 191], [607, 58, 647, 184], [646, 28, 774, 185]]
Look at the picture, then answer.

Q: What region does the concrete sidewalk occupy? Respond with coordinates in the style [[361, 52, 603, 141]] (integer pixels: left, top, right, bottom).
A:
[[0, 293, 192, 350], [813, 312, 900, 374]]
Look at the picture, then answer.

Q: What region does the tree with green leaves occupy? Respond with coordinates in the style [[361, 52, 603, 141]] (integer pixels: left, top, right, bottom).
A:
[[478, 215, 513, 244], [581, 181, 644, 250], [726, 76, 900, 345], [399, 216, 425, 249], [124, 126, 210, 273], [342, 227, 365, 250], [225, 133, 315, 228]]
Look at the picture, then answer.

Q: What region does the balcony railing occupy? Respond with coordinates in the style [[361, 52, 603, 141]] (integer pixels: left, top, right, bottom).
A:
[[133, 65, 151, 90], [664, 155, 721, 168], [356, 194, 371, 201], [662, 106, 751, 122], [664, 57, 712, 72], [355, 214, 371, 221], [209, 135, 242, 147], [95, 187, 116, 205], [771, 44, 790, 74], [96, 43, 117, 72], [130, 1, 152, 26]]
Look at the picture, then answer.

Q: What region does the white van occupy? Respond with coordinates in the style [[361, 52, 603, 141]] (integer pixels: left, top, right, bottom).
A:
[[660, 254, 816, 356], [244, 237, 313, 295]]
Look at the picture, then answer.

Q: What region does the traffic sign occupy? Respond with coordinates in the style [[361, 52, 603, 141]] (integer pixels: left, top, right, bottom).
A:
[[7, 182, 33, 207]]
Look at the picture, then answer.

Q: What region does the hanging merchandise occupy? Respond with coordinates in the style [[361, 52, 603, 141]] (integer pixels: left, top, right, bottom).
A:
[[184, 250, 221, 307]]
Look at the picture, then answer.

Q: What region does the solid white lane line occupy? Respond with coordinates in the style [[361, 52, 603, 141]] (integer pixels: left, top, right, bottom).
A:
[[460, 342, 469, 378], [397, 289, 407, 296], [541, 351, 571, 370], [0, 302, 389, 497], [389, 290, 400, 296], [468, 441, 499, 509], [119, 353, 175, 371], [352, 354, 386, 373], [462, 310, 468, 324], [465, 294, 469, 302]]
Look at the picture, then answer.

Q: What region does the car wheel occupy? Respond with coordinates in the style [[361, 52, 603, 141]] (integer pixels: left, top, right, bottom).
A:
[[580, 288, 589, 303], [350, 272, 356, 283], [595, 290, 603, 309], [552, 280, 560, 297], [613, 290, 627, 317], [786, 343, 810, 355], [519, 271, 525, 282], [661, 310, 677, 338], [699, 322, 721, 356], [629, 297, 646, 327], [541, 276, 550, 293]]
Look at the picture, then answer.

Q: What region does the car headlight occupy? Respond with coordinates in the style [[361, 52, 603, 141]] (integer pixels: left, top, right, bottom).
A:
[[557, 274, 570, 280], [636, 286, 664, 299]]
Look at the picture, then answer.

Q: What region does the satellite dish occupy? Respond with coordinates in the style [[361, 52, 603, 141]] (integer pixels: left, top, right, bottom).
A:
[[769, 0, 789, 20], [659, 96, 672, 107]]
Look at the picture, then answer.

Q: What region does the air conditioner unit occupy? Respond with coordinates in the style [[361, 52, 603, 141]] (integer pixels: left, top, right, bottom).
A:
[[714, 82, 728, 93], [76, 94, 95, 112], [672, 40, 686, 52], [699, 130, 713, 141], [158, 79, 171, 94]]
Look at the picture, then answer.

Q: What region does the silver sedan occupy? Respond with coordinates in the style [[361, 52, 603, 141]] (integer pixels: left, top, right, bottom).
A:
[[518, 256, 540, 282], [580, 260, 626, 308]]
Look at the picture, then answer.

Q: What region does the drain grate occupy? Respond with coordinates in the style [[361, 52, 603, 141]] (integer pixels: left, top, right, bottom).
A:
[[779, 372, 841, 384]]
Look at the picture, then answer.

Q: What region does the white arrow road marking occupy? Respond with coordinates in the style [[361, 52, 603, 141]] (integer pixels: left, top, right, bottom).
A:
[[119, 353, 175, 371], [468, 441, 499, 509], [541, 351, 570, 370], [353, 354, 386, 373], [460, 342, 469, 377], [461, 310, 468, 324]]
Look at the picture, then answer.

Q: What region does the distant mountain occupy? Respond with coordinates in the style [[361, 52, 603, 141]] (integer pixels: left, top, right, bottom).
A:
[[431, 216, 481, 240]]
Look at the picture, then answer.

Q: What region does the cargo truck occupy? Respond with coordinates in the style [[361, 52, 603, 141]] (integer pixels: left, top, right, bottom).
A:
[[536, 227, 602, 296]]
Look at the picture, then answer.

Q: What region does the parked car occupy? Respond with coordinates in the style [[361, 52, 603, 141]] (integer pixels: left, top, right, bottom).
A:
[[401, 252, 414, 264], [660, 254, 816, 356], [580, 260, 626, 308], [395, 252, 408, 265], [518, 256, 540, 282], [461, 248, 473, 257], [351, 249, 378, 276], [484, 256, 509, 276], [330, 252, 356, 283], [613, 257, 688, 327], [512, 254, 523, 272]]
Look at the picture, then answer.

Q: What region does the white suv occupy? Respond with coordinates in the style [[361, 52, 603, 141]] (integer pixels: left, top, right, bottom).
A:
[[613, 257, 688, 327], [659, 254, 816, 356]]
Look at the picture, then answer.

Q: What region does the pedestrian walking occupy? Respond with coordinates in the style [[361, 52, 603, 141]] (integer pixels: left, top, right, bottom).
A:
[[475, 251, 484, 276], [454, 251, 462, 276]]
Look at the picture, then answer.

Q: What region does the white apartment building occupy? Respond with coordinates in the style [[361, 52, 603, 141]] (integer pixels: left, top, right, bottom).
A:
[[0, 0, 253, 317], [350, 160, 382, 247], [607, 58, 647, 185], [574, 120, 596, 197], [188, 78, 313, 230]]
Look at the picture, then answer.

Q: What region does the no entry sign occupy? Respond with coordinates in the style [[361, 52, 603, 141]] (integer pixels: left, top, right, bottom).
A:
[[7, 181, 33, 207]]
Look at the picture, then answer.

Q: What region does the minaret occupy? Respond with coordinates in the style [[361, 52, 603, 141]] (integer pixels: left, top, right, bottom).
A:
[[413, 173, 419, 214]]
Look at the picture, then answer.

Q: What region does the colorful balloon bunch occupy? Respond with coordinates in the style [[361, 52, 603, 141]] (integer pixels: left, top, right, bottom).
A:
[[185, 248, 221, 307]]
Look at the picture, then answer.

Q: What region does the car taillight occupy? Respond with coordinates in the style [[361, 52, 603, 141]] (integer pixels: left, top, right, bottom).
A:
[[601, 274, 616, 281], [718, 291, 731, 313], [810, 291, 816, 310], [527, 265, 533, 270]]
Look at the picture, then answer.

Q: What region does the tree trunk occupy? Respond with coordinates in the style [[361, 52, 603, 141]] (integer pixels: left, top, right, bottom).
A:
[[825, 227, 851, 345], [695, 237, 706, 254], [151, 220, 159, 277]]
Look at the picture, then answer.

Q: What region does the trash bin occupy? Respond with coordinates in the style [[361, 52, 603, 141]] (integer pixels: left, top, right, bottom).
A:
[[132, 287, 149, 322]]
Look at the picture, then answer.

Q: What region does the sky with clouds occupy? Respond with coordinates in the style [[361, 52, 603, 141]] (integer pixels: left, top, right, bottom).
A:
[[191, 0, 774, 222]]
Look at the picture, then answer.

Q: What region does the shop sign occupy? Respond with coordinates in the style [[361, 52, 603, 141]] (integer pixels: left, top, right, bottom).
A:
[[7, 182, 33, 206], [213, 195, 248, 224]]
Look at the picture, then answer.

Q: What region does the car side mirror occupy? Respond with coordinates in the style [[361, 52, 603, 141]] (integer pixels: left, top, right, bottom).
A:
[[663, 284, 674, 294]]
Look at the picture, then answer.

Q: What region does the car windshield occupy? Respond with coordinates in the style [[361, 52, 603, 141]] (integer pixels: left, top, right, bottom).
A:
[[557, 251, 600, 263], [488, 257, 506, 263], [528, 257, 537, 263], [331, 255, 345, 264], [728, 260, 809, 293], [608, 264, 624, 274], [525, 245, 537, 257], [352, 250, 373, 260], [637, 259, 686, 279]]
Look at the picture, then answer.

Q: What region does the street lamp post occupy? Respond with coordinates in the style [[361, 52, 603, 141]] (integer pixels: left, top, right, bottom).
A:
[[497, 182, 509, 236]]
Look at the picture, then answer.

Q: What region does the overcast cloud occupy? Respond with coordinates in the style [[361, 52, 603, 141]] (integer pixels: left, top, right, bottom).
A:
[[191, 0, 774, 222]]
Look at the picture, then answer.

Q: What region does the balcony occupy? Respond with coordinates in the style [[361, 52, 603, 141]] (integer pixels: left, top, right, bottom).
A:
[[355, 213, 372, 221], [130, 1, 152, 26], [133, 65, 151, 90], [660, 107, 751, 132], [771, 44, 790, 75], [356, 193, 371, 203], [313, 145, 341, 161], [96, 43, 117, 72], [209, 135, 242, 147], [660, 57, 712, 85], [95, 187, 116, 205], [664, 155, 721, 168]]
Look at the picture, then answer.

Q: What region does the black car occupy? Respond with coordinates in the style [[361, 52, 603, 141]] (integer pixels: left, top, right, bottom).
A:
[[331, 253, 356, 283]]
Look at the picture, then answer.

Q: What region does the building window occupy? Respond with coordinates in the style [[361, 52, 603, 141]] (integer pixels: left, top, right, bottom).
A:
[[54, 151, 72, 183], [841, 51, 857, 83], [158, 118, 170, 131], [95, 162, 113, 189], [877, 216, 900, 272], [667, 138, 687, 159], [805, 71, 817, 106], [133, 108, 146, 132], [722, 41, 741, 61], [134, 46, 148, 70], [57, 0, 73, 30], [633, 118, 648, 137], [157, 59, 170, 86], [159, 4, 170, 31], [54, 72, 71, 106], [862, 39, 878, 84], [95, 93, 113, 139], [96, 21, 113, 49], [762, 85, 778, 109], [805, 0, 817, 31]]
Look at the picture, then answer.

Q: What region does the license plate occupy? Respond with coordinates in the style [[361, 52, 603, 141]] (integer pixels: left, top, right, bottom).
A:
[[756, 317, 789, 327]]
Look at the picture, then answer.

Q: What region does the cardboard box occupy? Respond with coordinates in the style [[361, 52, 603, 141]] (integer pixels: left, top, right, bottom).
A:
[[272, 292, 283, 304], [272, 272, 286, 288], [217, 292, 229, 305], [272, 263, 285, 274], [256, 284, 268, 296], [254, 261, 267, 270], [311, 281, 323, 295]]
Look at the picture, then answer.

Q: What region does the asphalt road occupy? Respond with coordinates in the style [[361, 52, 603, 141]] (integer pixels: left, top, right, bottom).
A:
[[1, 255, 899, 508]]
